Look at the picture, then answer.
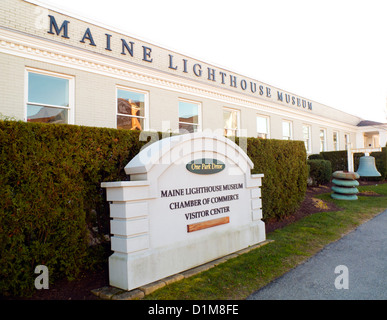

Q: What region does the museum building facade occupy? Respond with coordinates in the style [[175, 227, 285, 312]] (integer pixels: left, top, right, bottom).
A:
[[1, 0, 386, 155]]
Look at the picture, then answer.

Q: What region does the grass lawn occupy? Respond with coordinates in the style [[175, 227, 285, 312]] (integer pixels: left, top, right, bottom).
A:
[[144, 183, 387, 300]]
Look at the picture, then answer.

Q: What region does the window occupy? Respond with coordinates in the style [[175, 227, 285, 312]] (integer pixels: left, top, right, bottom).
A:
[[179, 99, 201, 133], [333, 131, 339, 151], [117, 88, 147, 130], [223, 108, 240, 137], [344, 134, 350, 150], [257, 116, 269, 139], [282, 121, 292, 140], [303, 125, 312, 153], [373, 135, 380, 148], [320, 129, 327, 152], [26, 69, 73, 124]]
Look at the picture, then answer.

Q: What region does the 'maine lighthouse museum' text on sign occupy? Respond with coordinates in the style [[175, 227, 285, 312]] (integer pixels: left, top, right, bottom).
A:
[[101, 132, 266, 291]]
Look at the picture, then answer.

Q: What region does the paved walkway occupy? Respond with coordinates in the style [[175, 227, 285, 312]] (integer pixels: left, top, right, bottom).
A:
[[248, 210, 387, 300]]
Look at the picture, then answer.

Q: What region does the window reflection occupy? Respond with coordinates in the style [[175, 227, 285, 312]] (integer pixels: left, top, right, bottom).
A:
[[117, 89, 146, 131], [333, 132, 339, 151], [27, 105, 68, 124], [179, 101, 199, 133], [282, 121, 292, 140], [303, 125, 311, 153], [117, 115, 144, 131], [27, 71, 71, 125], [320, 129, 326, 152], [257, 116, 269, 139], [223, 109, 239, 136], [28, 72, 69, 107]]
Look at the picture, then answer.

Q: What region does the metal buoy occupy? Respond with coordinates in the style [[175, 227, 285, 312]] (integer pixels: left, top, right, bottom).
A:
[[331, 171, 359, 200]]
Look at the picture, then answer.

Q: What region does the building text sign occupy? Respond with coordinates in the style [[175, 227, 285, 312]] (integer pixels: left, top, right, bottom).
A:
[[102, 133, 265, 291], [46, 14, 312, 111]]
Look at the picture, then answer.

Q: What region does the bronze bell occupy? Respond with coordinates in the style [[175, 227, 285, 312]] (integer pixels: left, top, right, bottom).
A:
[[356, 156, 381, 177]]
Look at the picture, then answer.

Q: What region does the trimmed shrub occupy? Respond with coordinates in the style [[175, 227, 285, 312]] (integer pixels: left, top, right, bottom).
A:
[[0, 121, 308, 296], [307, 159, 332, 186], [0, 121, 148, 296], [320, 151, 347, 172], [245, 138, 308, 221], [370, 148, 387, 180], [308, 154, 323, 160]]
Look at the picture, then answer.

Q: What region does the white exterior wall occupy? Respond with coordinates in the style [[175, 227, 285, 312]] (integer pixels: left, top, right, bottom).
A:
[[0, 0, 378, 154], [380, 131, 387, 148]]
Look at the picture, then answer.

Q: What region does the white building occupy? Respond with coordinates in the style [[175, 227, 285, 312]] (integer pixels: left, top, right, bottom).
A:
[[1, 0, 386, 155]]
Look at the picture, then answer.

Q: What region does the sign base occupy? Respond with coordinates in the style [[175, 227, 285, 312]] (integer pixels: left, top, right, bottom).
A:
[[109, 221, 265, 291]]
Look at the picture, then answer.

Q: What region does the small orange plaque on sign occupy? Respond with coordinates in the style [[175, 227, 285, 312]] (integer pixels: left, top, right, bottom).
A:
[[187, 216, 230, 233]]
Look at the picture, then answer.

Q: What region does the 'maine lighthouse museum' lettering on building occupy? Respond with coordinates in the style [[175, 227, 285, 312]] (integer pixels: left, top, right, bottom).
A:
[[46, 14, 313, 111]]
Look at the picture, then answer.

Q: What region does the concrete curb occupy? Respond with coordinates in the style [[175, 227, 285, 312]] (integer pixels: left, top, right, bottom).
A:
[[91, 239, 274, 300]]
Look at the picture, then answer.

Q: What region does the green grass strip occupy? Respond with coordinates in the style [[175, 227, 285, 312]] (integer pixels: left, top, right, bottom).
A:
[[144, 183, 387, 300]]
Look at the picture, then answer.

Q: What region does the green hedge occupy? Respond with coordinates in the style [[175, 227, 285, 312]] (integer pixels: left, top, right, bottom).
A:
[[370, 148, 387, 180], [0, 121, 307, 296], [319, 150, 347, 172], [307, 160, 332, 186], [308, 154, 323, 160], [0, 121, 148, 297], [245, 138, 308, 221]]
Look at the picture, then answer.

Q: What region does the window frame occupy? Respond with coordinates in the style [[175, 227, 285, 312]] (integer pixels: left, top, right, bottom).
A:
[[223, 107, 241, 137], [302, 124, 312, 154], [282, 120, 293, 140], [256, 115, 270, 139], [320, 128, 327, 152], [116, 86, 149, 131], [333, 131, 339, 151], [178, 98, 202, 133], [25, 67, 74, 124]]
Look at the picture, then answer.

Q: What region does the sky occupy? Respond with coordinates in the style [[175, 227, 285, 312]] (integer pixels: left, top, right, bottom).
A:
[[40, 0, 387, 122]]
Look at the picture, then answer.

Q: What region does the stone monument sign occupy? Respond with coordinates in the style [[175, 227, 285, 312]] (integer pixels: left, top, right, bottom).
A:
[[101, 132, 266, 291]]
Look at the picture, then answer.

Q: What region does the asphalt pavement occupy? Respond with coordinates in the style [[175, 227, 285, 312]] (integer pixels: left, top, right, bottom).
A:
[[247, 209, 387, 300]]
